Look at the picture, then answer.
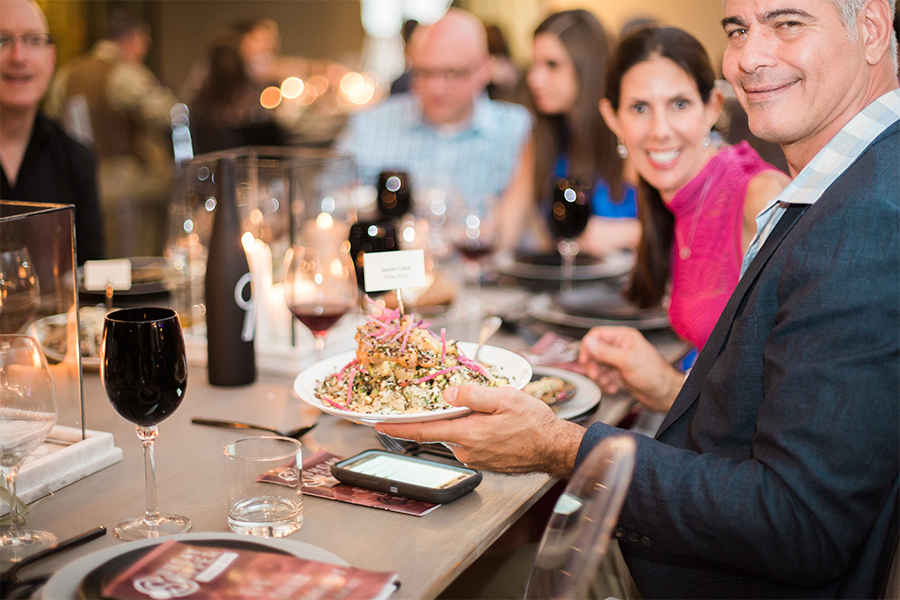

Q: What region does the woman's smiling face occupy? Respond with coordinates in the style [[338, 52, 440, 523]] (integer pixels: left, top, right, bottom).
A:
[[602, 56, 721, 202]]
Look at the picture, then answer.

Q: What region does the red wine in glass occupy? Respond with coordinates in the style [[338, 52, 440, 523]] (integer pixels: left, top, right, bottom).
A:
[[284, 244, 357, 362], [289, 298, 357, 337], [101, 307, 191, 540], [548, 178, 593, 292], [453, 239, 497, 261], [377, 171, 412, 219]]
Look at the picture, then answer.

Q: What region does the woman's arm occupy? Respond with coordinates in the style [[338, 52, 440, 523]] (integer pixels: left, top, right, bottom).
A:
[[495, 137, 537, 251], [741, 169, 791, 252]]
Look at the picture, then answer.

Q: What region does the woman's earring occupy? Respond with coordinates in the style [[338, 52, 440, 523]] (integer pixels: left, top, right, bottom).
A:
[[702, 135, 711, 150], [616, 139, 628, 159]]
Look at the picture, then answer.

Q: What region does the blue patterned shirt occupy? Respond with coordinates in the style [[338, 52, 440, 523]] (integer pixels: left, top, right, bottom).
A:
[[741, 89, 900, 276], [336, 94, 530, 213]]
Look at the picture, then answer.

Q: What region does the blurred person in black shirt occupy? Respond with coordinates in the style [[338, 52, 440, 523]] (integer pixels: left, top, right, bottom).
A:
[[0, 0, 104, 264]]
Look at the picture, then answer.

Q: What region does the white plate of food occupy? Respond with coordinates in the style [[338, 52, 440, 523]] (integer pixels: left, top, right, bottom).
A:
[[294, 342, 532, 426], [30, 306, 108, 369], [525, 365, 602, 422]]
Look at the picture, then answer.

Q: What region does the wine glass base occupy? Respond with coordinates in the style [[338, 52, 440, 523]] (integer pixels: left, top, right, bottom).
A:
[[114, 514, 192, 541], [0, 529, 58, 563]]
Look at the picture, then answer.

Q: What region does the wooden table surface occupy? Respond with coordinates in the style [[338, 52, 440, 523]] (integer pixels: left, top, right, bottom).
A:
[[12, 282, 680, 599]]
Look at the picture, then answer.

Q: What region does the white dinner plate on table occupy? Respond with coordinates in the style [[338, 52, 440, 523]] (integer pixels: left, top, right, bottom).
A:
[[531, 365, 602, 422], [293, 342, 532, 426], [42, 532, 348, 600]]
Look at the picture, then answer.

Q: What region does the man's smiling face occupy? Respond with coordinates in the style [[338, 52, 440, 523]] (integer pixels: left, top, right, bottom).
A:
[[0, 0, 56, 114], [721, 0, 868, 159]]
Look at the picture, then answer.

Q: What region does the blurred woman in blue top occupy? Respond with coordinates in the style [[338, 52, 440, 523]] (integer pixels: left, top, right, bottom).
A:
[[497, 10, 640, 255]]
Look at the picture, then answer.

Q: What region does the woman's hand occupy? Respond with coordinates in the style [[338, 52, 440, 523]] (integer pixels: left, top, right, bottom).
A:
[[578, 326, 684, 412]]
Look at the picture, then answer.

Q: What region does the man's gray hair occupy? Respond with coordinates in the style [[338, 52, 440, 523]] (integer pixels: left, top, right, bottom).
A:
[[827, 0, 897, 72]]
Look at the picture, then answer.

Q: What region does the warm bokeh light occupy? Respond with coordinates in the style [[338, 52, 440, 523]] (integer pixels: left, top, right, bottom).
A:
[[340, 72, 364, 95], [241, 232, 255, 252], [308, 74, 329, 95], [281, 77, 304, 99], [260, 86, 283, 109], [316, 212, 334, 230]]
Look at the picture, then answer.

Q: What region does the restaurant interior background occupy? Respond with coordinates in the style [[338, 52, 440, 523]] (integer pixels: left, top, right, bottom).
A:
[[38, 0, 730, 101]]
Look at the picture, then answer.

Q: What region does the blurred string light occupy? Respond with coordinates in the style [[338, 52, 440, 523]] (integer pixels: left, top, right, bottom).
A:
[[338, 71, 378, 105], [280, 76, 304, 99], [260, 86, 282, 109]]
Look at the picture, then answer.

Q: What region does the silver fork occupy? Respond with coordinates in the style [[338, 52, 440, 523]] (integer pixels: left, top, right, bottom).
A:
[[375, 431, 459, 462]]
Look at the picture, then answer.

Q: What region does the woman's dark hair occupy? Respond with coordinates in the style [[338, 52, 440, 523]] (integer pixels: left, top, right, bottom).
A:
[[192, 32, 253, 126], [531, 10, 621, 208], [605, 26, 716, 308]]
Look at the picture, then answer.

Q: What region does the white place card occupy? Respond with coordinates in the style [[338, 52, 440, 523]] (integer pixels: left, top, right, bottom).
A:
[[83, 259, 132, 291], [363, 250, 426, 293]]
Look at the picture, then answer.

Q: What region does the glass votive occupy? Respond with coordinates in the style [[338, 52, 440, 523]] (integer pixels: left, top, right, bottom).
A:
[[224, 436, 303, 537]]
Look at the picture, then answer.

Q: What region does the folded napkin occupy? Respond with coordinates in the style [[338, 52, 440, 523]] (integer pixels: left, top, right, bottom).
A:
[[519, 332, 588, 375]]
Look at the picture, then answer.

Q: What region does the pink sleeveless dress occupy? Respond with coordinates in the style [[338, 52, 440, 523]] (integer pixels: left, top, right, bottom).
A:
[[667, 142, 780, 349]]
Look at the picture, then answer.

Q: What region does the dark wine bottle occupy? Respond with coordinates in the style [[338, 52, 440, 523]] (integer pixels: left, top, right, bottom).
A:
[[204, 157, 256, 386]]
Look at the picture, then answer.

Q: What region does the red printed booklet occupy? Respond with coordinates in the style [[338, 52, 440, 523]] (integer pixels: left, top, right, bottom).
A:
[[101, 540, 399, 600], [302, 450, 440, 516]]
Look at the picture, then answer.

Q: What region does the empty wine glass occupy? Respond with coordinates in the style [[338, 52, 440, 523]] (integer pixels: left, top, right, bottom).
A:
[[376, 170, 412, 219], [284, 243, 357, 362], [0, 335, 58, 562], [101, 308, 191, 540], [0, 245, 41, 335], [548, 177, 592, 293]]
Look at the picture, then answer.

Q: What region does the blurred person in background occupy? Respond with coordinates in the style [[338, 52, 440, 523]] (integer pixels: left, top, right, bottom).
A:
[[189, 30, 287, 154], [46, 10, 178, 258], [389, 18, 419, 95], [0, 0, 104, 263], [484, 23, 522, 102], [496, 10, 640, 257], [336, 7, 530, 213]]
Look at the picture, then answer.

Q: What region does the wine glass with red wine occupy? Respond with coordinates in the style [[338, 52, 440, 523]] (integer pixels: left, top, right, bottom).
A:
[[284, 243, 357, 362], [449, 194, 497, 293], [376, 171, 412, 219], [548, 177, 593, 293], [101, 307, 191, 540]]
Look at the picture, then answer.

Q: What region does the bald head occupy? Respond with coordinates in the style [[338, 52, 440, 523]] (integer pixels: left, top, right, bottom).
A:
[[410, 8, 491, 126]]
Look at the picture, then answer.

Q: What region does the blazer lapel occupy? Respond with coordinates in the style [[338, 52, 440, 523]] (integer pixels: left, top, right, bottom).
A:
[[655, 203, 810, 439]]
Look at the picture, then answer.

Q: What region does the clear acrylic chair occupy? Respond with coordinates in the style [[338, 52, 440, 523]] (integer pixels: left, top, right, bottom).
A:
[[525, 435, 636, 600]]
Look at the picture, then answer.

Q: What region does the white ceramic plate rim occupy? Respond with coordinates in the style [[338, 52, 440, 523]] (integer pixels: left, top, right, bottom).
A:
[[41, 532, 348, 600], [532, 365, 602, 421], [293, 342, 532, 426]]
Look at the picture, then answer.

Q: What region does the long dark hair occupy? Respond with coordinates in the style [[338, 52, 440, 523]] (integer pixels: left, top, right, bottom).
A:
[[605, 26, 716, 308], [531, 10, 621, 206], [192, 31, 254, 126]]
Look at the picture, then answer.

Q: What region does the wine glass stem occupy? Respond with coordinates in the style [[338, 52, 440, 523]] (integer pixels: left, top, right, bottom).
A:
[[3, 468, 22, 540], [314, 334, 326, 362], [559, 239, 578, 293], [136, 425, 162, 528]]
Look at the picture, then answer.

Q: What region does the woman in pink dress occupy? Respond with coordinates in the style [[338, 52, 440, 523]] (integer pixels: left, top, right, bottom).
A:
[[582, 26, 790, 412]]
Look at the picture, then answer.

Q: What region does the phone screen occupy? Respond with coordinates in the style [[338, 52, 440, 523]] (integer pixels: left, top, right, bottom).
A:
[[346, 454, 467, 489]]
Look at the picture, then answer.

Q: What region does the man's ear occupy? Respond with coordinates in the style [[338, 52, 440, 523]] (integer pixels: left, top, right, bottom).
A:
[[598, 98, 622, 139], [704, 86, 725, 132], [861, 0, 893, 66]]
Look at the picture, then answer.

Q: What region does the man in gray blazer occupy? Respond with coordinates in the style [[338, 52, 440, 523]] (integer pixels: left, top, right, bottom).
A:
[[379, 0, 899, 597]]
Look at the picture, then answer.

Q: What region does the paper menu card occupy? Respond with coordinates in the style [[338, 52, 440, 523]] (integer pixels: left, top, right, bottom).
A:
[[100, 539, 398, 600], [302, 451, 439, 516]]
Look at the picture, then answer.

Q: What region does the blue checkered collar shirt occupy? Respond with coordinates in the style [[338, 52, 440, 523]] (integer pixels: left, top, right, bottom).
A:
[[402, 92, 504, 139], [741, 89, 900, 276]]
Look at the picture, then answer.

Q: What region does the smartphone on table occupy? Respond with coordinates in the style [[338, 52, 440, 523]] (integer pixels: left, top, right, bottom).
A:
[[331, 450, 482, 504]]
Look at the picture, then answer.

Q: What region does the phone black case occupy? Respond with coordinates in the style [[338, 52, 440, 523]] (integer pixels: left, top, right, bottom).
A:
[[330, 450, 482, 504]]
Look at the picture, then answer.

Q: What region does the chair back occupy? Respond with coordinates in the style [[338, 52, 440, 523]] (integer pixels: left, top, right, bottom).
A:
[[525, 435, 636, 600]]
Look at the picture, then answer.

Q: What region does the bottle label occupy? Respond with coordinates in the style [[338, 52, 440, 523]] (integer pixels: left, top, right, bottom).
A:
[[234, 272, 255, 342]]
